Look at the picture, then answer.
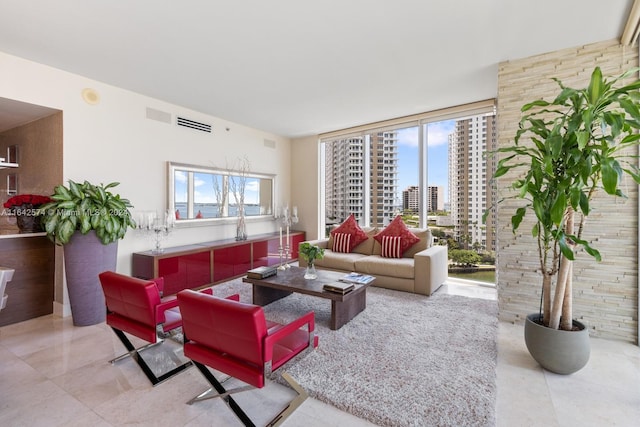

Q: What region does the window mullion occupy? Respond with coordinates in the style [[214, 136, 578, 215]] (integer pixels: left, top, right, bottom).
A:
[[363, 134, 371, 227], [419, 124, 428, 228], [187, 172, 194, 219]]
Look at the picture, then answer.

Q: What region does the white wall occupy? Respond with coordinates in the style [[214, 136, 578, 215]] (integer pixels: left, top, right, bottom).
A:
[[0, 51, 292, 315], [291, 135, 321, 239]]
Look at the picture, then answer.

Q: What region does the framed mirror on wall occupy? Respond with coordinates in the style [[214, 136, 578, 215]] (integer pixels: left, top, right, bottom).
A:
[[167, 161, 274, 224]]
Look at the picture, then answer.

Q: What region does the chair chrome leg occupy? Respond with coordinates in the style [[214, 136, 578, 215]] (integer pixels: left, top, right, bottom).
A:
[[266, 371, 309, 427], [187, 384, 255, 404], [109, 327, 191, 386], [187, 387, 218, 404], [187, 362, 254, 404], [109, 340, 162, 364], [189, 362, 257, 426], [188, 363, 308, 427]]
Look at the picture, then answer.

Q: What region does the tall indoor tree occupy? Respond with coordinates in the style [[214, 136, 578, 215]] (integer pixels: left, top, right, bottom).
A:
[[488, 66, 640, 331]]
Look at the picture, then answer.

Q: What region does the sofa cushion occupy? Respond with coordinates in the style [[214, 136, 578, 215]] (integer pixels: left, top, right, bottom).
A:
[[352, 227, 377, 255], [328, 214, 368, 252], [373, 216, 420, 255], [354, 255, 415, 279], [314, 250, 367, 271], [402, 228, 431, 258], [381, 235, 402, 258]]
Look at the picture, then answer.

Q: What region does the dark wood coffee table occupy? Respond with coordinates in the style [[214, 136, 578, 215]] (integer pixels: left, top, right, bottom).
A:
[[242, 266, 374, 330]]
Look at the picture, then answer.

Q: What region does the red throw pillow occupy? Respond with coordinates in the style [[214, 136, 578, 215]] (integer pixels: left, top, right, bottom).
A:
[[374, 216, 420, 255], [381, 235, 402, 258], [330, 214, 368, 252], [332, 232, 352, 253]]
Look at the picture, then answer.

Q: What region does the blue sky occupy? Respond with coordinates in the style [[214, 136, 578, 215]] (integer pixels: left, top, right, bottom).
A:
[[397, 120, 454, 201]]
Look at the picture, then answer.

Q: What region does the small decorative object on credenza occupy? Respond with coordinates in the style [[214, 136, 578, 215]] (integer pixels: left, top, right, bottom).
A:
[[246, 265, 278, 280], [275, 204, 299, 270], [136, 210, 175, 254], [230, 156, 250, 241]]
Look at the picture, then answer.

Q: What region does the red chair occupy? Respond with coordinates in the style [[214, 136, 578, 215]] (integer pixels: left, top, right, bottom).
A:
[[177, 289, 318, 427], [99, 271, 214, 386]]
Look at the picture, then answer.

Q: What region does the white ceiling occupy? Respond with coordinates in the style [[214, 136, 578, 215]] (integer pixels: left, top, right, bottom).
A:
[[0, 0, 635, 137]]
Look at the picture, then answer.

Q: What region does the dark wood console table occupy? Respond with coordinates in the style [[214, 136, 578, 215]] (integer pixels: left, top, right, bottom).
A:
[[132, 231, 305, 295]]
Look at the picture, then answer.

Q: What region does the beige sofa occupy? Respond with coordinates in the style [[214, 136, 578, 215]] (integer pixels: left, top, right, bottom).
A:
[[298, 227, 447, 296]]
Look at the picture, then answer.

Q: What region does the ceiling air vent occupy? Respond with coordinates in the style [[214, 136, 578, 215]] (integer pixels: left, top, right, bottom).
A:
[[177, 116, 212, 133]]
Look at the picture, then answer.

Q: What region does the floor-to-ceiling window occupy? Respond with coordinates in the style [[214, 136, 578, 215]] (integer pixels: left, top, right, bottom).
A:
[[320, 100, 497, 282]]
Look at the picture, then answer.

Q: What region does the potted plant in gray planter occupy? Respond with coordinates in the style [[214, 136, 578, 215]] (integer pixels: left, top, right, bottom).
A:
[[487, 67, 640, 374], [41, 180, 136, 326]]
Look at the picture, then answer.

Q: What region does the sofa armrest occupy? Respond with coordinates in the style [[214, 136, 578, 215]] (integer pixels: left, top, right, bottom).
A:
[[414, 245, 448, 295], [303, 239, 329, 249], [263, 311, 316, 366], [298, 239, 329, 267]]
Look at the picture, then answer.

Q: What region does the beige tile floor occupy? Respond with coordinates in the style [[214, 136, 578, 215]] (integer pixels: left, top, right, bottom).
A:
[[0, 280, 638, 426]]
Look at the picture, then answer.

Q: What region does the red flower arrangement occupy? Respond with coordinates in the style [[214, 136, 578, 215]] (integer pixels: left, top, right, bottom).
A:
[[3, 194, 52, 211], [3, 194, 52, 233]]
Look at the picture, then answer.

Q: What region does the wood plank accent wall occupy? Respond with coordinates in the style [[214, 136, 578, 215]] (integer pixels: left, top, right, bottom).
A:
[[0, 111, 63, 235], [0, 235, 55, 326], [496, 40, 639, 343]]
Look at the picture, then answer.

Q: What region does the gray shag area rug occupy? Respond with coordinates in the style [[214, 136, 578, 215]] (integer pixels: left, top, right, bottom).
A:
[[213, 279, 498, 427]]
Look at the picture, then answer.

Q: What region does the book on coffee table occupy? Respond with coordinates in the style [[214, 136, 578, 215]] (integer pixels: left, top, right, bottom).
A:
[[246, 265, 278, 279], [339, 272, 375, 285], [323, 281, 355, 294]]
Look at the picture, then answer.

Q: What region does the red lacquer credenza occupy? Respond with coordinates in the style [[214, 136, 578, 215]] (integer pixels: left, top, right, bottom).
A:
[[132, 231, 305, 295]]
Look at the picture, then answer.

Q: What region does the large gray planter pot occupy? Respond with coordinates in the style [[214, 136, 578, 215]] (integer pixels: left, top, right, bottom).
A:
[[64, 231, 118, 326], [524, 313, 590, 375]]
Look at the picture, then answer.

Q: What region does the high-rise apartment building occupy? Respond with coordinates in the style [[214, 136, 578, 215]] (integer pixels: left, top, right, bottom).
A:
[[403, 185, 419, 212], [369, 131, 399, 226], [325, 132, 399, 227], [403, 185, 444, 213], [325, 137, 366, 223], [428, 185, 445, 212], [448, 114, 497, 251]]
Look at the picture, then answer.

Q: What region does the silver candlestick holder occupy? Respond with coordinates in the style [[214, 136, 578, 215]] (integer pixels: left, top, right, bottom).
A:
[[275, 205, 298, 270], [277, 244, 292, 270], [136, 210, 175, 254], [150, 221, 172, 254], [278, 245, 286, 270], [284, 243, 291, 269]]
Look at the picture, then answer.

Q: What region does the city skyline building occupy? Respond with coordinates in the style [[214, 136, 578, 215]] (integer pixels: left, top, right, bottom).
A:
[[448, 114, 497, 251], [325, 137, 366, 224], [428, 185, 445, 212], [403, 185, 419, 213], [369, 131, 399, 226], [324, 131, 399, 227], [324, 114, 496, 251], [403, 185, 444, 213]]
